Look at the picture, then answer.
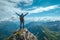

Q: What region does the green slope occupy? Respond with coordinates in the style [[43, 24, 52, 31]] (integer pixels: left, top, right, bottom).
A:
[[41, 26, 60, 40]]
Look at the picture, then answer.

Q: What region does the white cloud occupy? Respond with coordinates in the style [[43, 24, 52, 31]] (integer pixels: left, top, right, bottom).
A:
[[0, 0, 60, 22], [8, 0, 33, 6], [0, 16, 19, 22], [20, 0, 33, 6], [0, 0, 33, 18], [28, 5, 59, 13], [25, 16, 60, 22], [18, 5, 59, 15], [1, 16, 60, 22]]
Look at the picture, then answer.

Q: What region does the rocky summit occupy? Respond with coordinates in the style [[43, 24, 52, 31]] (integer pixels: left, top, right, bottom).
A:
[[5, 28, 37, 40]]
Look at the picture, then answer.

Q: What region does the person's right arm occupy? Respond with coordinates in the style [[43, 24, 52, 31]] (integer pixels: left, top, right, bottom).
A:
[[16, 12, 20, 16]]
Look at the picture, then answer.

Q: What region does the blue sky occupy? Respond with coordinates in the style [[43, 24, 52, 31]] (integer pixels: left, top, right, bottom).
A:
[[0, 0, 60, 22]]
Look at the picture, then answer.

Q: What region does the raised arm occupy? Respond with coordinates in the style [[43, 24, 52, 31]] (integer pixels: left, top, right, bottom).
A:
[[24, 12, 29, 16], [16, 12, 20, 16]]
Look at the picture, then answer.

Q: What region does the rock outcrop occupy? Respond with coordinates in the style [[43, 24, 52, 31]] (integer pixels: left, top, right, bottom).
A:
[[5, 28, 37, 40]]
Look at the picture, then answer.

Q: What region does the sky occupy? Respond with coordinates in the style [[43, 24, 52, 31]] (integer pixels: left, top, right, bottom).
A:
[[0, 0, 60, 22]]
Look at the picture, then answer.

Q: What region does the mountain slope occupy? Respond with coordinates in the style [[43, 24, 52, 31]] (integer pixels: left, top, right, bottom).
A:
[[25, 22, 48, 40], [25, 21, 60, 40], [0, 21, 19, 40]]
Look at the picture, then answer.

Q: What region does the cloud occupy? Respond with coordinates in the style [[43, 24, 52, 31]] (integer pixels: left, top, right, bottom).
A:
[[8, 0, 33, 6], [15, 5, 59, 15], [20, 0, 33, 6], [0, 0, 33, 18], [0, 16, 60, 22], [0, 0, 60, 22], [25, 16, 60, 22], [0, 16, 19, 22], [20, 5, 59, 15], [28, 5, 59, 13]]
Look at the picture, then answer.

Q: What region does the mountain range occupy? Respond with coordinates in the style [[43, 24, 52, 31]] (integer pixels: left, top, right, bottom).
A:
[[0, 21, 60, 40]]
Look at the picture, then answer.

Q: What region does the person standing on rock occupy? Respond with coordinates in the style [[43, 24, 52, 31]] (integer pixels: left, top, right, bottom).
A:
[[16, 12, 28, 29]]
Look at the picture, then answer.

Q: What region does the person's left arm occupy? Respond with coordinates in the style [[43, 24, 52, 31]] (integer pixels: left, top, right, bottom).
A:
[[24, 12, 29, 16]]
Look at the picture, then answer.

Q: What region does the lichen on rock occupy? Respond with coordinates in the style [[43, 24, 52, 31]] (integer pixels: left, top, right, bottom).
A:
[[5, 28, 37, 40]]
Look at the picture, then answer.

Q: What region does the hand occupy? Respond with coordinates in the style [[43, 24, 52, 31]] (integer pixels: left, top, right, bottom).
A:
[[27, 12, 29, 14], [27, 12, 28, 13], [16, 12, 18, 14]]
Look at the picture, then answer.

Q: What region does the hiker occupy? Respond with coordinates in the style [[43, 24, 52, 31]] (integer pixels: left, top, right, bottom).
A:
[[16, 12, 28, 29]]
